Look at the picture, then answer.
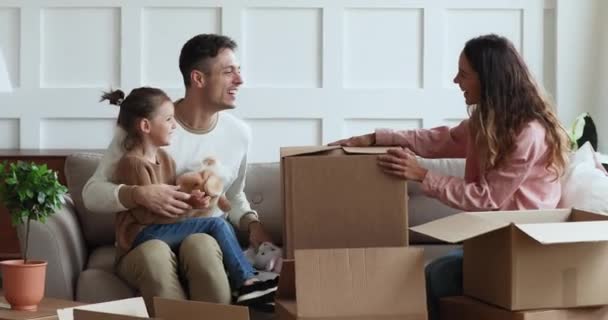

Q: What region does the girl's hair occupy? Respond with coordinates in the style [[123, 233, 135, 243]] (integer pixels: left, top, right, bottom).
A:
[[463, 34, 569, 178], [100, 87, 171, 151]]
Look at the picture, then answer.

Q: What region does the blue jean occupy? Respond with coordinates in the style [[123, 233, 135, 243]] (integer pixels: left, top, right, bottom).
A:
[[425, 248, 463, 320], [132, 217, 255, 289]]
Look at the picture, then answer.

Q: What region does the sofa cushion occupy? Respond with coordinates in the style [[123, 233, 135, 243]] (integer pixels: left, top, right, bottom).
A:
[[76, 268, 135, 303], [408, 158, 466, 243], [65, 152, 115, 248], [243, 162, 283, 245]]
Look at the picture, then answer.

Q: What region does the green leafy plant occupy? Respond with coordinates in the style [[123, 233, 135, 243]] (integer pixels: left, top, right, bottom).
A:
[[0, 161, 67, 264]]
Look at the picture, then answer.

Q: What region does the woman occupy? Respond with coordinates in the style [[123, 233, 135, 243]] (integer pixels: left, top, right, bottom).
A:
[[331, 34, 569, 320]]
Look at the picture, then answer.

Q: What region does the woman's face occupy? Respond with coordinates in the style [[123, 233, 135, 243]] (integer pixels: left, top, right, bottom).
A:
[[453, 51, 481, 106]]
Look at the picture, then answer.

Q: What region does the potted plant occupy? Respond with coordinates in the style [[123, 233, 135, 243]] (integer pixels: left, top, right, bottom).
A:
[[0, 161, 67, 311]]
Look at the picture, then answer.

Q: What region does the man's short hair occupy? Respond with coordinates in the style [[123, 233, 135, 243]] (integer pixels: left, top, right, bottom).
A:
[[179, 34, 237, 87]]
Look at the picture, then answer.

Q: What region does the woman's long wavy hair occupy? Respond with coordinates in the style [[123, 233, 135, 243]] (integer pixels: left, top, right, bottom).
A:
[[464, 34, 569, 178]]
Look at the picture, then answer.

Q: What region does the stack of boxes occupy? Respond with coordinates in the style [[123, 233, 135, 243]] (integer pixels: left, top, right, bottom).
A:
[[412, 209, 608, 320], [276, 146, 428, 320], [278, 144, 608, 320]]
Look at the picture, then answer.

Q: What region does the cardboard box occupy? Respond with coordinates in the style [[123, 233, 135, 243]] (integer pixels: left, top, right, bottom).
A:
[[281, 146, 408, 258], [275, 247, 428, 320], [63, 297, 248, 320], [411, 208, 608, 310], [440, 296, 608, 320]]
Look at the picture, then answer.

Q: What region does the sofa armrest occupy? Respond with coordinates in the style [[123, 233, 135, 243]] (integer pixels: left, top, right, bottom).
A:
[[15, 195, 88, 300]]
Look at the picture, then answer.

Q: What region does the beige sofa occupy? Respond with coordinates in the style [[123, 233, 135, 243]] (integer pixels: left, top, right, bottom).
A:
[[16, 153, 465, 303]]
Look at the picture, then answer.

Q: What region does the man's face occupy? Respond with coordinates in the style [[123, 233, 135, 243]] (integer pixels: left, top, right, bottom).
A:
[[201, 48, 243, 110]]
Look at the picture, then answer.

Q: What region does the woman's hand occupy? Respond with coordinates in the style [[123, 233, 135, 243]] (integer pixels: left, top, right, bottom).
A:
[[377, 148, 428, 182], [328, 133, 375, 147]]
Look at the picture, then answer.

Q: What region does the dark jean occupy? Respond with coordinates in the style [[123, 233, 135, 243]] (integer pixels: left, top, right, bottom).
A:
[[425, 248, 463, 320], [132, 217, 255, 289]]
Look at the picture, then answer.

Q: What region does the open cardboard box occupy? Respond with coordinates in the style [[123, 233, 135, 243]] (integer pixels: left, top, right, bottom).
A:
[[440, 296, 608, 320], [411, 208, 608, 310], [62, 296, 249, 320], [275, 247, 427, 320], [281, 146, 408, 259]]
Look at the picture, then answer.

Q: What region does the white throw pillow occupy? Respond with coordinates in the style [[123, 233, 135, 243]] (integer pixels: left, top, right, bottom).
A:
[[559, 143, 608, 213]]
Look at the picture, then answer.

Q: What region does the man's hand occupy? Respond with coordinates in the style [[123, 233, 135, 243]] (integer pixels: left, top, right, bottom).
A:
[[188, 189, 212, 209], [328, 133, 375, 147], [377, 148, 428, 182], [133, 184, 191, 218], [248, 221, 272, 248]]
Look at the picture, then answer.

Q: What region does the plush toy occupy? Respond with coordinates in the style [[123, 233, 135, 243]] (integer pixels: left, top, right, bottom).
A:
[[244, 242, 283, 273], [569, 112, 598, 151], [176, 157, 231, 217]]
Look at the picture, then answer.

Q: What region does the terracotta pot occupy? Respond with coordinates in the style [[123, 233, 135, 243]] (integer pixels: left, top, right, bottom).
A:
[[0, 259, 47, 311]]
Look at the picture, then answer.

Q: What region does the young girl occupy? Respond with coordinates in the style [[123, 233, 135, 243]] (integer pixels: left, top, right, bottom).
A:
[[331, 34, 570, 320], [101, 87, 277, 307]]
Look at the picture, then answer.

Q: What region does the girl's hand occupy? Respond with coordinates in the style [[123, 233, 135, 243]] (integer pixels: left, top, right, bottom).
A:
[[189, 189, 212, 209], [377, 148, 428, 182]]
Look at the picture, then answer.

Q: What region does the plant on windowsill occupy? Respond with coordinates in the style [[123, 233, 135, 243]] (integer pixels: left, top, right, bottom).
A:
[[0, 161, 67, 311]]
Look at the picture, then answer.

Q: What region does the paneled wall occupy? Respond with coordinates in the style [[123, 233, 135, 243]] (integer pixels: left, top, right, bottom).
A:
[[0, 0, 556, 162]]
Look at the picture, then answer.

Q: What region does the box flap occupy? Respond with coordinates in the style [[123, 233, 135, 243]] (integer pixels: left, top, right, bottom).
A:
[[58, 297, 148, 320], [294, 247, 427, 318], [410, 212, 510, 243], [342, 147, 391, 154], [468, 209, 573, 224], [153, 297, 249, 320], [280, 146, 392, 158], [280, 146, 340, 157], [569, 208, 608, 222], [73, 309, 154, 320], [277, 260, 296, 300], [411, 209, 575, 243], [515, 221, 608, 244]]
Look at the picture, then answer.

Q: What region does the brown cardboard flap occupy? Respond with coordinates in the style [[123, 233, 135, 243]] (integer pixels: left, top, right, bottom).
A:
[[570, 209, 608, 222], [280, 146, 341, 157], [468, 209, 572, 224], [277, 260, 296, 299], [342, 147, 391, 154], [515, 221, 608, 244], [410, 212, 510, 243], [153, 297, 249, 320], [294, 247, 426, 318], [280, 146, 391, 158], [73, 309, 153, 320], [440, 296, 608, 320]]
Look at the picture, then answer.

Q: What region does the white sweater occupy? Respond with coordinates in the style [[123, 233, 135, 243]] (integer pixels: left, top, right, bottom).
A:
[[82, 112, 258, 229]]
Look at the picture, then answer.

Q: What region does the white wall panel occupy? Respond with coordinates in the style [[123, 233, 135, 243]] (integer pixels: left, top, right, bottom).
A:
[[543, 8, 556, 99], [246, 118, 321, 163], [142, 7, 221, 88], [0, 1, 561, 159], [0, 119, 19, 149], [0, 8, 20, 88], [40, 118, 115, 149], [41, 7, 120, 88], [443, 9, 523, 87], [442, 118, 468, 128], [343, 8, 422, 88], [344, 119, 421, 137], [243, 8, 322, 88]]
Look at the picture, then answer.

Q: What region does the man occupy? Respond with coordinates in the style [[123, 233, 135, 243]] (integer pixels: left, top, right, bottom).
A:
[[83, 34, 273, 313]]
